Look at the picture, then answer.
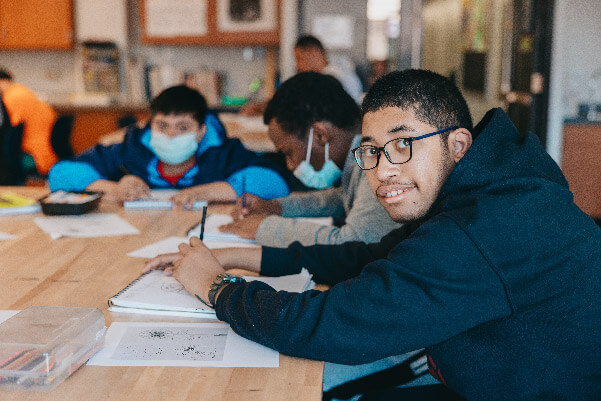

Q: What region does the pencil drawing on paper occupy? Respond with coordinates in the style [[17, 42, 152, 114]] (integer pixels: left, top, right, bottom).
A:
[[160, 281, 187, 294], [112, 326, 228, 361]]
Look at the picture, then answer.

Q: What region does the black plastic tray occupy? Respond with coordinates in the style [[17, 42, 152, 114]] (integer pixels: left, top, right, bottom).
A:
[[39, 191, 103, 215]]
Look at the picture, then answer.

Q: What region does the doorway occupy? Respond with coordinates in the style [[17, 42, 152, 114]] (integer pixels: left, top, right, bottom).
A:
[[503, 0, 554, 146]]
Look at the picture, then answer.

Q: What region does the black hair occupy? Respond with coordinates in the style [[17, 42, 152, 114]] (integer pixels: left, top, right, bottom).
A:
[[263, 72, 360, 138], [294, 35, 326, 53], [150, 85, 207, 125], [361, 69, 473, 138], [0, 68, 13, 80]]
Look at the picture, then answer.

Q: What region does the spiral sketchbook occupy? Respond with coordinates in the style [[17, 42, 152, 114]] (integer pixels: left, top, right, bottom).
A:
[[108, 269, 314, 318]]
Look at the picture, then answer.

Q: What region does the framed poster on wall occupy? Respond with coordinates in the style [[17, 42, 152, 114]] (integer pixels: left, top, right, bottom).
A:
[[140, 0, 280, 45], [217, 0, 276, 32]]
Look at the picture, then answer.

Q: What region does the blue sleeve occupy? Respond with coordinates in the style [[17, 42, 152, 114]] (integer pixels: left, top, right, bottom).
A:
[[226, 166, 290, 200], [48, 161, 105, 191], [204, 113, 227, 141]]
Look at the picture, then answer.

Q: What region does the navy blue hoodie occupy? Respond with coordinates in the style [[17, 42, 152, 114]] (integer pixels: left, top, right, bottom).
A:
[[216, 109, 601, 400]]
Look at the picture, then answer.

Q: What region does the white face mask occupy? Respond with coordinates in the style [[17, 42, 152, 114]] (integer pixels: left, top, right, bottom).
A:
[[293, 128, 342, 189], [149, 131, 199, 165]]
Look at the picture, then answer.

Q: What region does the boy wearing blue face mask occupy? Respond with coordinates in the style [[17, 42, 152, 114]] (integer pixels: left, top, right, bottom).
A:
[[48, 86, 290, 204], [220, 72, 401, 247]]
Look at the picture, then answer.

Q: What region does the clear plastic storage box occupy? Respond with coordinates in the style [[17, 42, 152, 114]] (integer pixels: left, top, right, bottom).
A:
[[0, 305, 106, 391]]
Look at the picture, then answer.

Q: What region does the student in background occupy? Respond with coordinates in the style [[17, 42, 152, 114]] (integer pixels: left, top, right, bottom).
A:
[[221, 72, 400, 247], [240, 35, 363, 116], [294, 35, 363, 101], [49, 85, 290, 204], [145, 70, 601, 400], [0, 67, 58, 175]]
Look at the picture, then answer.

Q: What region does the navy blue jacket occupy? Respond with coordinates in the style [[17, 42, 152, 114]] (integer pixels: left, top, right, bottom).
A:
[[48, 114, 290, 199], [216, 109, 601, 400]]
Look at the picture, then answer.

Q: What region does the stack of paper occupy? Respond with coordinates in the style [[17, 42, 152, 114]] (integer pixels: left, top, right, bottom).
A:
[[108, 269, 314, 318], [0, 192, 41, 216], [123, 190, 207, 210]]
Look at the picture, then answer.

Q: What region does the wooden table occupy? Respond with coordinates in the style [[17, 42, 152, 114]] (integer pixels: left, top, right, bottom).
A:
[[0, 187, 323, 400]]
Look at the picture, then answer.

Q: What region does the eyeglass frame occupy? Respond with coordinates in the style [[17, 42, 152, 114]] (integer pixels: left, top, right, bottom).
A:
[[351, 126, 458, 170]]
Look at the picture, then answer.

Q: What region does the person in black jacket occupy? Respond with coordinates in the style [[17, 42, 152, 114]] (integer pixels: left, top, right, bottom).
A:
[[144, 70, 601, 400]]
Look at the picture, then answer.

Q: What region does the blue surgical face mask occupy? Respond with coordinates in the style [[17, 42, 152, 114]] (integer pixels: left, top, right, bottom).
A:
[[149, 131, 199, 165], [293, 128, 342, 189]]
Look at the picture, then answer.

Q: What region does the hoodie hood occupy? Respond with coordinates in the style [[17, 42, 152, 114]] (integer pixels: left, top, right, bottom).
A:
[[433, 108, 569, 213]]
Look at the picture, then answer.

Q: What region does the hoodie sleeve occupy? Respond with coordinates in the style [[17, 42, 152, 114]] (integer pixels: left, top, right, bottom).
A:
[[215, 216, 512, 365], [48, 140, 127, 191]]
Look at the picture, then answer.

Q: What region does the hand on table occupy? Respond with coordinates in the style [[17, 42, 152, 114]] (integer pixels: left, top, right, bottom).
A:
[[117, 175, 150, 201], [219, 213, 266, 239], [141, 251, 182, 274], [142, 237, 225, 302], [231, 193, 282, 220], [170, 186, 205, 210]]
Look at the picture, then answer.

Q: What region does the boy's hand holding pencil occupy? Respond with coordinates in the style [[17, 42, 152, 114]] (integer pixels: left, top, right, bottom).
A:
[[230, 193, 282, 221]]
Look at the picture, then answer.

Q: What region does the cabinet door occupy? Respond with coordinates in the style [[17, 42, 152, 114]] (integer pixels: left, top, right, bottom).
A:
[[0, 0, 73, 49]]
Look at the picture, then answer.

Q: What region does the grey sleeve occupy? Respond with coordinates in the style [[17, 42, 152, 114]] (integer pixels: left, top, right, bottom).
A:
[[278, 188, 345, 218], [255, 178, 401, 247]]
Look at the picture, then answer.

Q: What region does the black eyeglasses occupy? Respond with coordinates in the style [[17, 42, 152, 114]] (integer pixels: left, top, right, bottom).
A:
[[352, 126, 457, 170]]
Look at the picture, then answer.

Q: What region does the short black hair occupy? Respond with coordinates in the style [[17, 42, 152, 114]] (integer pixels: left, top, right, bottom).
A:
[[362, 69, 473, 136], [264, 72, 360, 139], [0, 68, 13, 80], [295, 35, 326, 53], [150, 85, 207, 126]]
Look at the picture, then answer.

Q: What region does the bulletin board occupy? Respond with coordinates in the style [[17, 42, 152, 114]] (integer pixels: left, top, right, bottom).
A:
[[139, 0, 280, 46]]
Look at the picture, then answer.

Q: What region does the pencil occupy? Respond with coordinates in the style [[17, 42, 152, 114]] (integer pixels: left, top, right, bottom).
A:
[[199, 205, 208, 240]]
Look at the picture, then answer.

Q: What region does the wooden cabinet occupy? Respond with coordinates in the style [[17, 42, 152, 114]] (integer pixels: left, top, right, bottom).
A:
[[54, 105, 150, 154], [0, 0, 73, 49], [561, 122, 601, 218]]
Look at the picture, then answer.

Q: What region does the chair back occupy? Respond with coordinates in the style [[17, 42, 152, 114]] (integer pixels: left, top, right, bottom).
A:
[[0, 122, 26, 185], [51, 114, 75, 159]]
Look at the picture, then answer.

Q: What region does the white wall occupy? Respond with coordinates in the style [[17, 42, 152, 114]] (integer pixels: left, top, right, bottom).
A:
[[300, 0, 368, 66], [547, 0, 601, 164], [421, 0, 462, 78]]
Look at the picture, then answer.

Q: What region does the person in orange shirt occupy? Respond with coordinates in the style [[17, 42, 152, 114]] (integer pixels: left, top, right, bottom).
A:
[[0, 68, 58, 175]]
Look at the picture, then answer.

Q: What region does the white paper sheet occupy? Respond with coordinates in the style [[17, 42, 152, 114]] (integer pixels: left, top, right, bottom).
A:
[[187, 214, 257, 244], [34, 213, 140, 239], [127, 236, 258, 259], [0, 232, 16, 241], [187, 214, 334, 244], [0, 310, 19, 323], [87, 322, 279, 367]]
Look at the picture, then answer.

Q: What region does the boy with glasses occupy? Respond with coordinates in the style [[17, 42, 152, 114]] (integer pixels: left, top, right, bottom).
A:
[[145, 70, 601, 400]]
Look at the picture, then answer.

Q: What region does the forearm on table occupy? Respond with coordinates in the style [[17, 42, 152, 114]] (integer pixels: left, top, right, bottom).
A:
[[86, 180, 119, 199], [212, 247, 262, 273], [194, 182, 237, 202]]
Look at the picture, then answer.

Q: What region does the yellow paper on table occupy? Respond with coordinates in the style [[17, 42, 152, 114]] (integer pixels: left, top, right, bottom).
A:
[[0, 192, 41, 216]]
